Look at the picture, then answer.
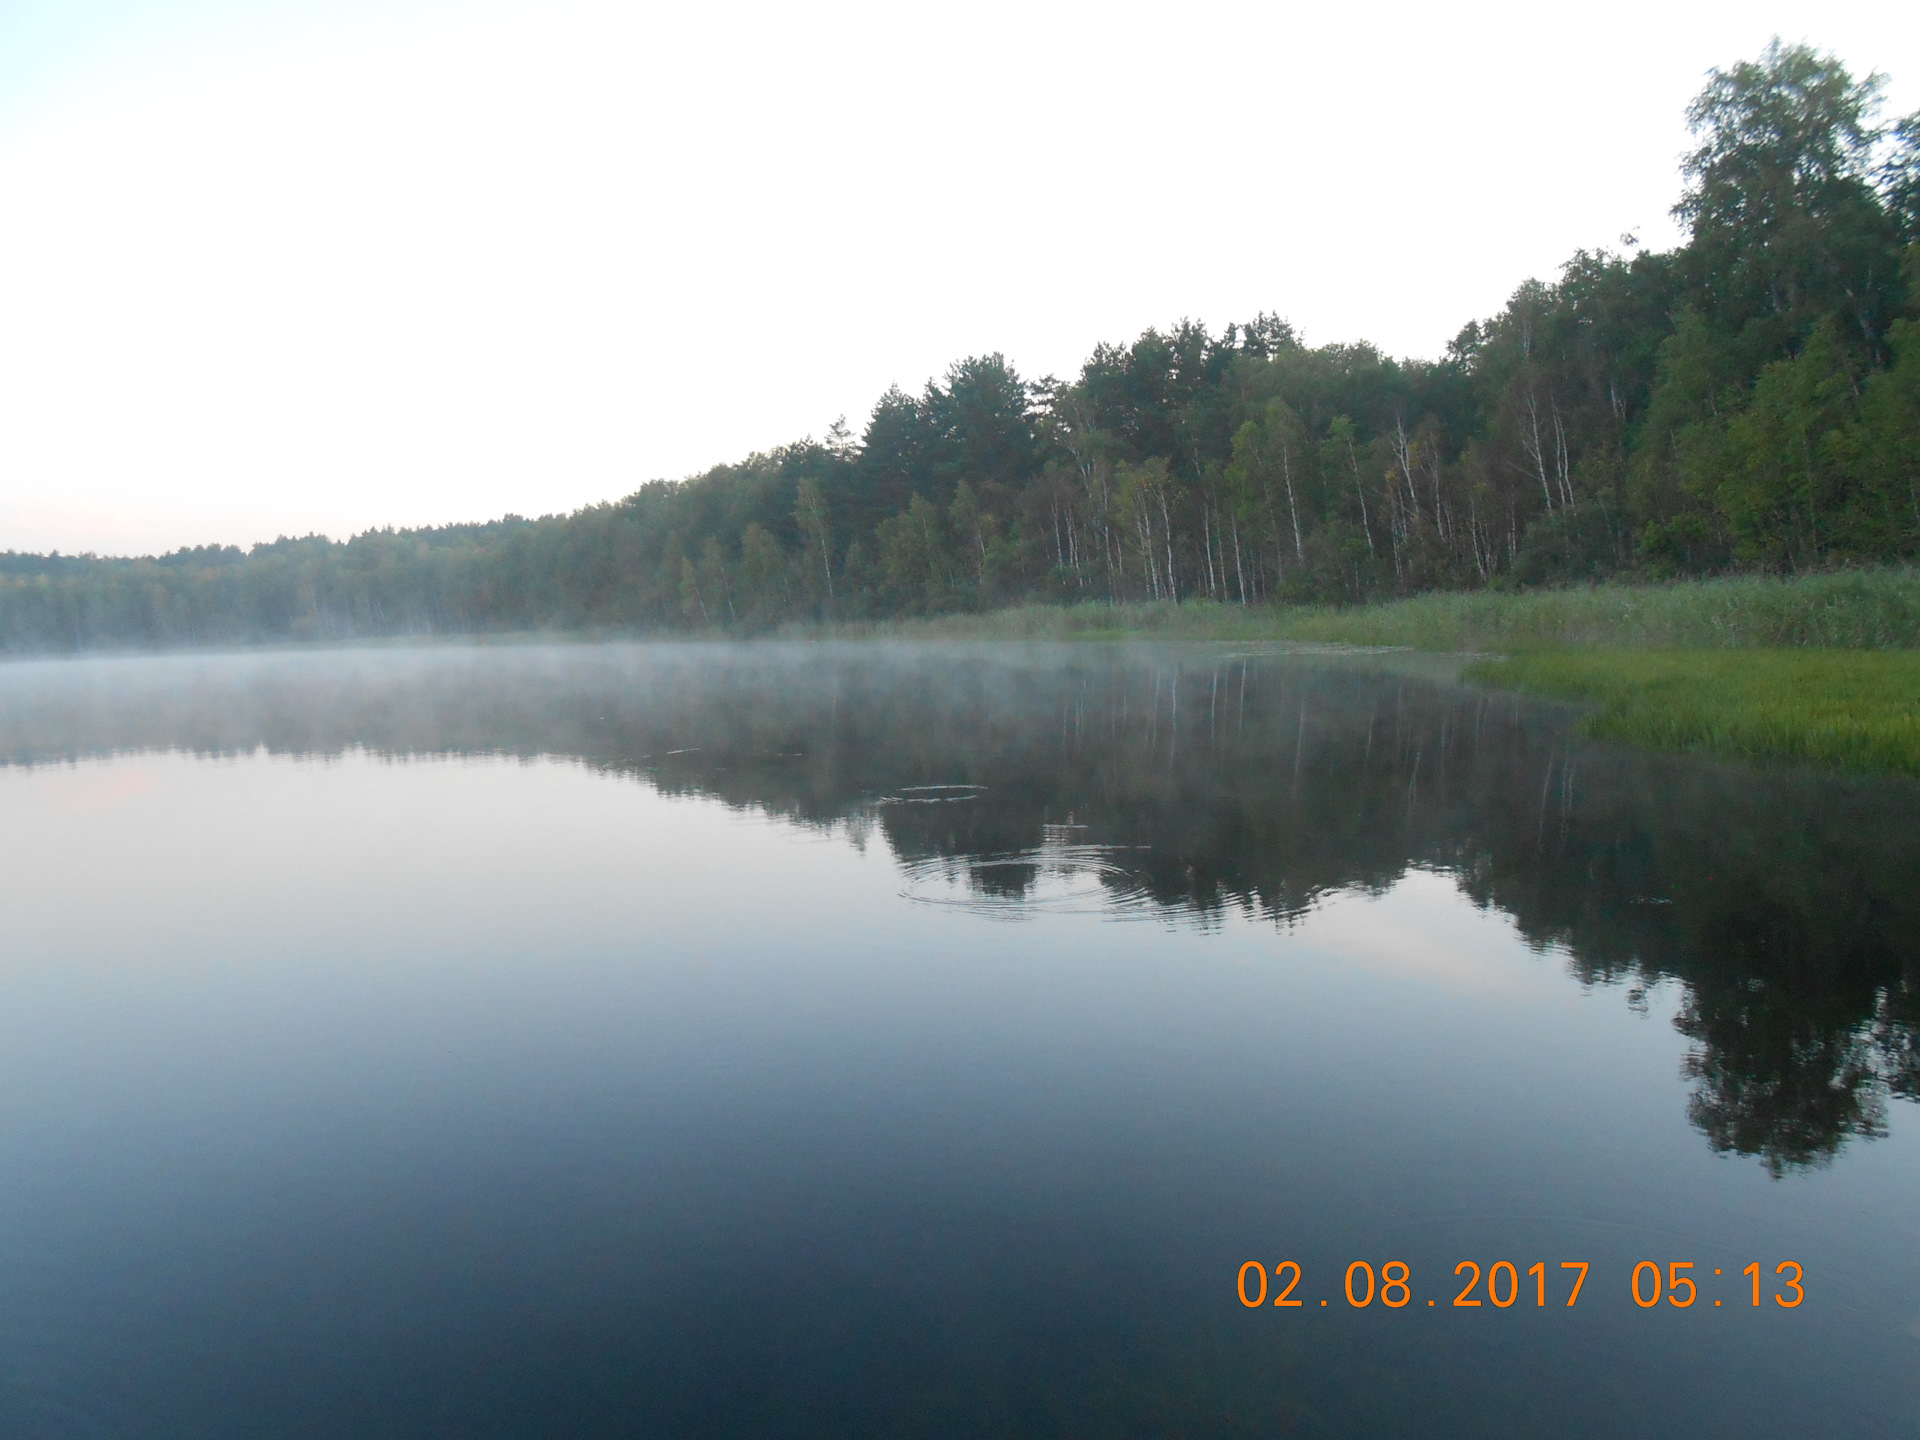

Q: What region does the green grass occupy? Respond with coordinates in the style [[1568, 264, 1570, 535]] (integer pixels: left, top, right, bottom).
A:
[[1265, 568, 1920, 651], [811, 569, 1920, 651], [795, 598, 1304, 643], [1467, 649, 1920, 776], [809, 570, 1920, 774]]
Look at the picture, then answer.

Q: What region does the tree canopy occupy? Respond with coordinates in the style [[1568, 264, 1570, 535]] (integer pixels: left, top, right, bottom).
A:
[[4, 40, 1917, 651]]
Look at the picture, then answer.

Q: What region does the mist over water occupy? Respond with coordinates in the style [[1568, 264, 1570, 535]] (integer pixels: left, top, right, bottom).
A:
[[1, 642, 1917, 1437]]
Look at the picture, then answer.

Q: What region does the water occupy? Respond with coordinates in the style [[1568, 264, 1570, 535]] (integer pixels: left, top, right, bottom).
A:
[[0, 641, 1916, 1438]]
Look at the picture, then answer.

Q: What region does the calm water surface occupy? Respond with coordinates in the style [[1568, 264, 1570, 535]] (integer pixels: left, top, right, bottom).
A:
[[0, 642, 1916, 1438]]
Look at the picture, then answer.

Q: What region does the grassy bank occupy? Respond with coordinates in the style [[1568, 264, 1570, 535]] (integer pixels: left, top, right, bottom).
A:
[[1468, 650, 1920, 777], [801, 599, 1299, 643], [1269, 569, 1920, 651], [833, 568, 1920, 651], [830, 570, 1920, 775], [1287, 571, 1920, 776]]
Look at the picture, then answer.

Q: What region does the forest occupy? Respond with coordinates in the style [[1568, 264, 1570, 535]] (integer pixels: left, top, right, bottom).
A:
[[2, 40, 1918, 651]]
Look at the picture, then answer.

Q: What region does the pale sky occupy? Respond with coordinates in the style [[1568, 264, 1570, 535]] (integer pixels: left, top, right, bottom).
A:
[[0, 0, 1915, 557]]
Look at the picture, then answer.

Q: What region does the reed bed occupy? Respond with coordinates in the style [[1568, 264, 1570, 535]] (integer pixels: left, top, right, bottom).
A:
[[1467, 649, 1920, 776], [834, 571, 1920, 774], [1268, 569, 1920, 652], [836, 569, 1920, 652]]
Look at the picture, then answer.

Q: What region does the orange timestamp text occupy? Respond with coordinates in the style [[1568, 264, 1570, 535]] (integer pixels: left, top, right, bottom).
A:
[[1237, 1260, 1805, 1309]]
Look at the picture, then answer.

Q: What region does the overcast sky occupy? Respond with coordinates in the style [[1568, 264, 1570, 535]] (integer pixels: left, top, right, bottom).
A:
[[0, 0, 1915, 557]]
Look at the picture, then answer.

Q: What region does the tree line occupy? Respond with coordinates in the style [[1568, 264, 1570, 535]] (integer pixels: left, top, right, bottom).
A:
[[3, 39, 1918, 651]]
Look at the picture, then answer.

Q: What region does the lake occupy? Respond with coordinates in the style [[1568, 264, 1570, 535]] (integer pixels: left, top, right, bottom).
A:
[[0, 641, 1916, 1438]]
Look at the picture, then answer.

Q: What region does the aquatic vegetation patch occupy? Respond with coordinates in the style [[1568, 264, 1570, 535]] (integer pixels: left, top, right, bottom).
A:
[[1468, 649, 1920, 776], [836, 570, 1920, 653], [1272, 570, 1920, 652]]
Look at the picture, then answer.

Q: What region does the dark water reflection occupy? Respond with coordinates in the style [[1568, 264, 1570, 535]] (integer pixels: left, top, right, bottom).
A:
[[7, 641, 1914, 1178], [1, 642, 1918, 1437]]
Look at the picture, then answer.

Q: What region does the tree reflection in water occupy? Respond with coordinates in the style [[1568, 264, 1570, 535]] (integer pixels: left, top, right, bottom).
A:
[[3, 640, 1915, 1175]]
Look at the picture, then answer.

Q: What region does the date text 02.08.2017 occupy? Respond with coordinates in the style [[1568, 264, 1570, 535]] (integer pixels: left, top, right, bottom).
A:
[[1237, 1262, 1805, 1309]]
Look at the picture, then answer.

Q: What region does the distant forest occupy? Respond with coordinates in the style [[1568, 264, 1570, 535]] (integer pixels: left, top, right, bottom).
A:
[[4, 40, 1919, 651]]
